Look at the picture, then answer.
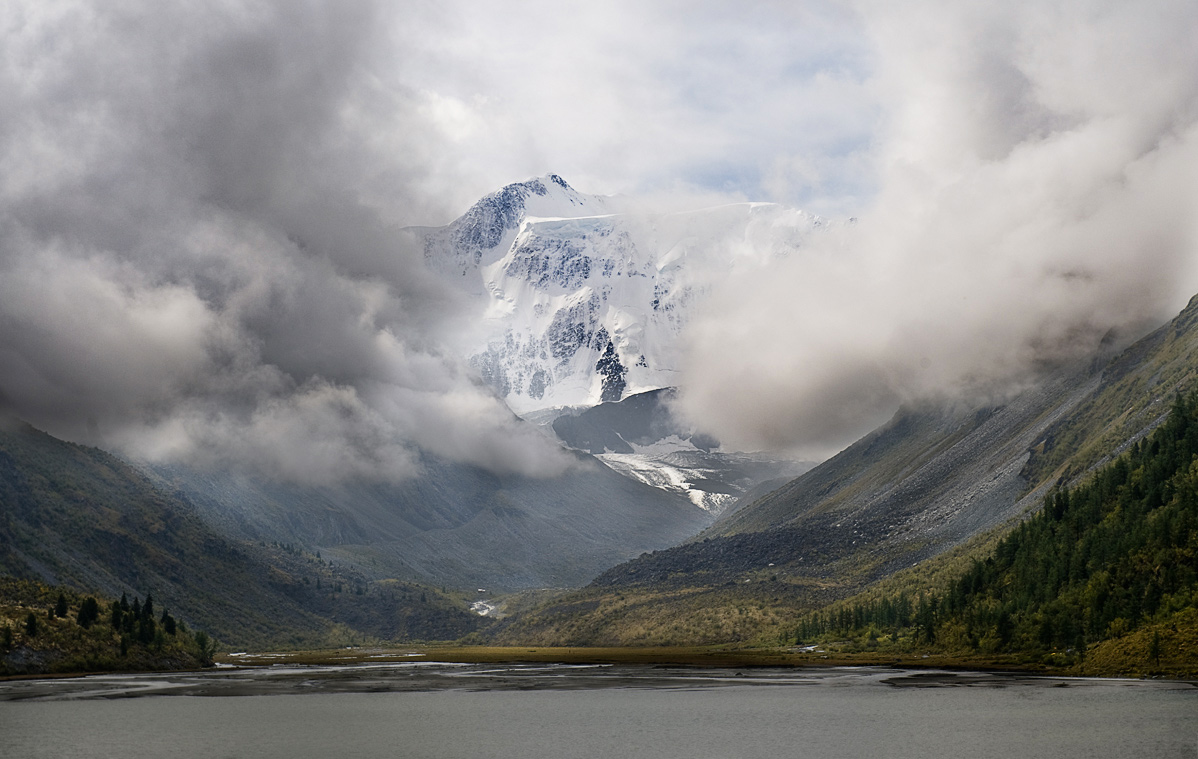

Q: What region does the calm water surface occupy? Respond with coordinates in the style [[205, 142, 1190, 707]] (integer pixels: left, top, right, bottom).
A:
[[1, 663, 1194, 758]]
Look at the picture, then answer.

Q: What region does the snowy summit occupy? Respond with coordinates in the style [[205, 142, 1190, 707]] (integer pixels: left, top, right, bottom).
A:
[[420, 175, 825, 415]]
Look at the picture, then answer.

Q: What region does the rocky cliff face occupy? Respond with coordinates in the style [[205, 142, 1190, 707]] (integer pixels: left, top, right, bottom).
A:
[[551, 388, 814, 513]]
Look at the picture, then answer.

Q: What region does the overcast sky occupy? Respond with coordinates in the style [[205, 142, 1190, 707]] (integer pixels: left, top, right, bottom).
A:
[[2, 0, 1196, 477]]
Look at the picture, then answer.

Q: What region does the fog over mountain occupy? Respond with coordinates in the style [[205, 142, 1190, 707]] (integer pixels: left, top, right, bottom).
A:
[[1, 1, 1195, 483], [0, 2, 575, 483], [676, 0, 1198, 458]]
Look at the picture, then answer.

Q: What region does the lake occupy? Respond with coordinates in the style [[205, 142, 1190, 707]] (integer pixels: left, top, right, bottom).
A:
[[1, 662, 1195, 758]]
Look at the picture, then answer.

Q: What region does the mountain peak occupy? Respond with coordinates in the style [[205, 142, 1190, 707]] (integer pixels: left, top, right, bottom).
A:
[[420, 177, 826, 414], [422, 175, 611, 282]]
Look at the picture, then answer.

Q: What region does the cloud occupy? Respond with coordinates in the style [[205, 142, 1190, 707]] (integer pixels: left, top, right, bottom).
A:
[[8, 0, 1192, 478], [675, 0, 1198, 458], [383, 0, 876, 216], [0, 1, 573, 482]]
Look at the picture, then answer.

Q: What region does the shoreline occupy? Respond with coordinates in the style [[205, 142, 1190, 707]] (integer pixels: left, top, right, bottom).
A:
[[3, 654, 1195, 703], [3, 644, 1195, 684], [216, 644, 1198, 679]]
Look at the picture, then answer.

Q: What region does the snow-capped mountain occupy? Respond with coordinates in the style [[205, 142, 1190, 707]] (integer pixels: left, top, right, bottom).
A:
[[421, 175, 825, 415], [415, 175, 826, 514]]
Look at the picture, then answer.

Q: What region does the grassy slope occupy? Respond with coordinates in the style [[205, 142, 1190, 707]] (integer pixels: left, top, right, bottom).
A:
[[484, 580, 827, 647], [0, 578, 210, 675], [1021, 294, 1198, 488]]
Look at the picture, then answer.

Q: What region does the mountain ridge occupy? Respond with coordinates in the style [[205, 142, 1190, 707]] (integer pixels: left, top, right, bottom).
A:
[[149, 446, 713, 592], [551, 387, 814, 513], [0, 417, 483, 646]]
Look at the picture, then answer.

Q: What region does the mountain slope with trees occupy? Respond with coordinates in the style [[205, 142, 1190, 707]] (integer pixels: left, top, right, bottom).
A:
[[0, 578, 214, 675], [487, 295, 1198, 650], [792, 391, 1198, 676], [0, 417, 482, 649]]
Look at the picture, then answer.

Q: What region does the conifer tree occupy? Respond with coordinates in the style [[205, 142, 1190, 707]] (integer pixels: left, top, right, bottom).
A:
[[138, 614, 156, 645], [161, 609, 177, 636], [194, 630, 214, 663], [76, 597, 100, 628]]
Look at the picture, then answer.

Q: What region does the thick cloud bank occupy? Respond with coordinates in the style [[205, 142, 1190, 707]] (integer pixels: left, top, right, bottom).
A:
[[677, 0, 1198, 458], [5, 0, 1195, 478], [0, 2, 571, 482]]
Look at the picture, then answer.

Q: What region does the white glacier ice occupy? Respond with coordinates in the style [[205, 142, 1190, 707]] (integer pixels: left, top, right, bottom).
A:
[[418, 175, 826, 415]]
